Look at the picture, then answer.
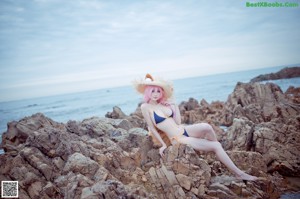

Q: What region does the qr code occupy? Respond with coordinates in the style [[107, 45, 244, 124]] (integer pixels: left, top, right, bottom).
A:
[[1, 181, 18, 198]]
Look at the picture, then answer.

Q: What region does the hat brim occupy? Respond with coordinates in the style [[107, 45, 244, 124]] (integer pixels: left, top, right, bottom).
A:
[[133, 78, 173, 99]]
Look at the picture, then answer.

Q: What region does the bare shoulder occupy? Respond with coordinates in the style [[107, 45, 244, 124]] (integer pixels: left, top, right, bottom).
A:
[[140, 103, 152, 118], [140, 103, 150, 110]]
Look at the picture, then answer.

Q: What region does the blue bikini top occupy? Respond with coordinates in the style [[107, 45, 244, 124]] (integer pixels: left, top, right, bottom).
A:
[[154, 111, 173, 124]]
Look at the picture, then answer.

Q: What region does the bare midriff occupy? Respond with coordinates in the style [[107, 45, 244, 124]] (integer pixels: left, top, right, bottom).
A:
[[154, 117, 184, 141]]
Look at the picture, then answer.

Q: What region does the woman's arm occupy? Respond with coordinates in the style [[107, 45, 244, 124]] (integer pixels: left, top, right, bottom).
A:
[[140, 103, 167, 149], [173, 103, 181, 125]]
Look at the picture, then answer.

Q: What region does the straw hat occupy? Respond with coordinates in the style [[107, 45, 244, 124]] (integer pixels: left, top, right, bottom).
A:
[[133, 74, 174, 99]]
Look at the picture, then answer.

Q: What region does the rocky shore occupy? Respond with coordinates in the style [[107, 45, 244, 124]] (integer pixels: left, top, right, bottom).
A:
[[0, 81, 299, 198]]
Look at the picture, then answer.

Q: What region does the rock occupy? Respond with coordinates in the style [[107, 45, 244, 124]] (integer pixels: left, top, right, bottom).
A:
[[209, 182, 235, 197], [286, 86, 300, 96], [253, 119, 300, 176], [176, 174, 192, 190], [20, 147, 56, 181], [105, 106, 127, 119], [224, 118, 256, 151], [63, 153, 99, 178], [250, 66, 300, 83], [226, 82, 292, 123], [177, 82, 299, 128], [224, 117, 300, 176], [66, 120, 81, 135], [0, 112, 279, 198], [180, 98, 200, 111], [80, 117, 130, 135], [28, 181, 43, 199], [285, 86, 300, 104], [1, 113, 64, 152], [117, 128, 147, 148]]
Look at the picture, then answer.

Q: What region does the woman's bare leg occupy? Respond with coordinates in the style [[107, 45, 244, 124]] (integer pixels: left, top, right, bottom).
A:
[[185, 123, 217, 141], [178, 137, 258, 181]]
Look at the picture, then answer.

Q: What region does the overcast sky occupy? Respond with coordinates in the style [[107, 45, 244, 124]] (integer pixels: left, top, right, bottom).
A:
[[0, 0, 299, 102]]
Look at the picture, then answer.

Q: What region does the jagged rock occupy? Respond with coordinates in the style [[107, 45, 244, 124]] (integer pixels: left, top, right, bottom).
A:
[[106, 105, 147, 129], [226, 82, 296, 123], [117, 127, 148, 151], [63, 153, 99, 178], [180, 98, 200, 111], [163, 145, 211, 197], [253, 118, 300, 176], [0, 113, 284, 199], [105, 106, 127, 119], [286, 86, 300, 96], [224, 117, 300, 176], [224, 118, 256, 151], [1, 113, 64, 152], [179, 98, 232, 127], [285, 86, 300, 104], [176, 82, 299, 128]]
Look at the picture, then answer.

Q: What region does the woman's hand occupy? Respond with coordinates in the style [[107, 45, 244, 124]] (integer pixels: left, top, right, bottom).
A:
[[159, 145, 167, 157]]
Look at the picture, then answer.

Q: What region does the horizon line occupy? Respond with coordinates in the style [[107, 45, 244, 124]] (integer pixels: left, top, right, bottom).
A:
[[0, 63, 299, 103]]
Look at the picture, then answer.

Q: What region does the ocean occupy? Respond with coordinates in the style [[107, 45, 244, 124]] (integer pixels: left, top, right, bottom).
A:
[[0, 65, 299, 144]]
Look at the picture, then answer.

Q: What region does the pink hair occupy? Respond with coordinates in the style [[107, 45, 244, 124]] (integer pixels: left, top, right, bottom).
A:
[[143, 85, 176, 119], [143, 85, 165, 103]]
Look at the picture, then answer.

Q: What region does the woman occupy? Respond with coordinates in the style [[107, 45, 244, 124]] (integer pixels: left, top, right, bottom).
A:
[[134, 74, 258, 181]]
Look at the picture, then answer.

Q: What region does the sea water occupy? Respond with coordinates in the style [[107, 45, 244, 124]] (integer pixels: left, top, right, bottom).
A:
[[0, 66, 299, 140]]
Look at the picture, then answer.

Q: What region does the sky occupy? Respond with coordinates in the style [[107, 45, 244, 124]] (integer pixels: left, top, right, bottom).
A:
[[0, 0, 299, 102]]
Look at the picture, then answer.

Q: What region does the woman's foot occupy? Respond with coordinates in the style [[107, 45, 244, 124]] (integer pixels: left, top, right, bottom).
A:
[[235, 172, 258, 181]]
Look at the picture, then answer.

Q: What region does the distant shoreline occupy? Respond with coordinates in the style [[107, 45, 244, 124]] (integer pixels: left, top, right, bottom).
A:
[[250, 66, 300, 83]]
